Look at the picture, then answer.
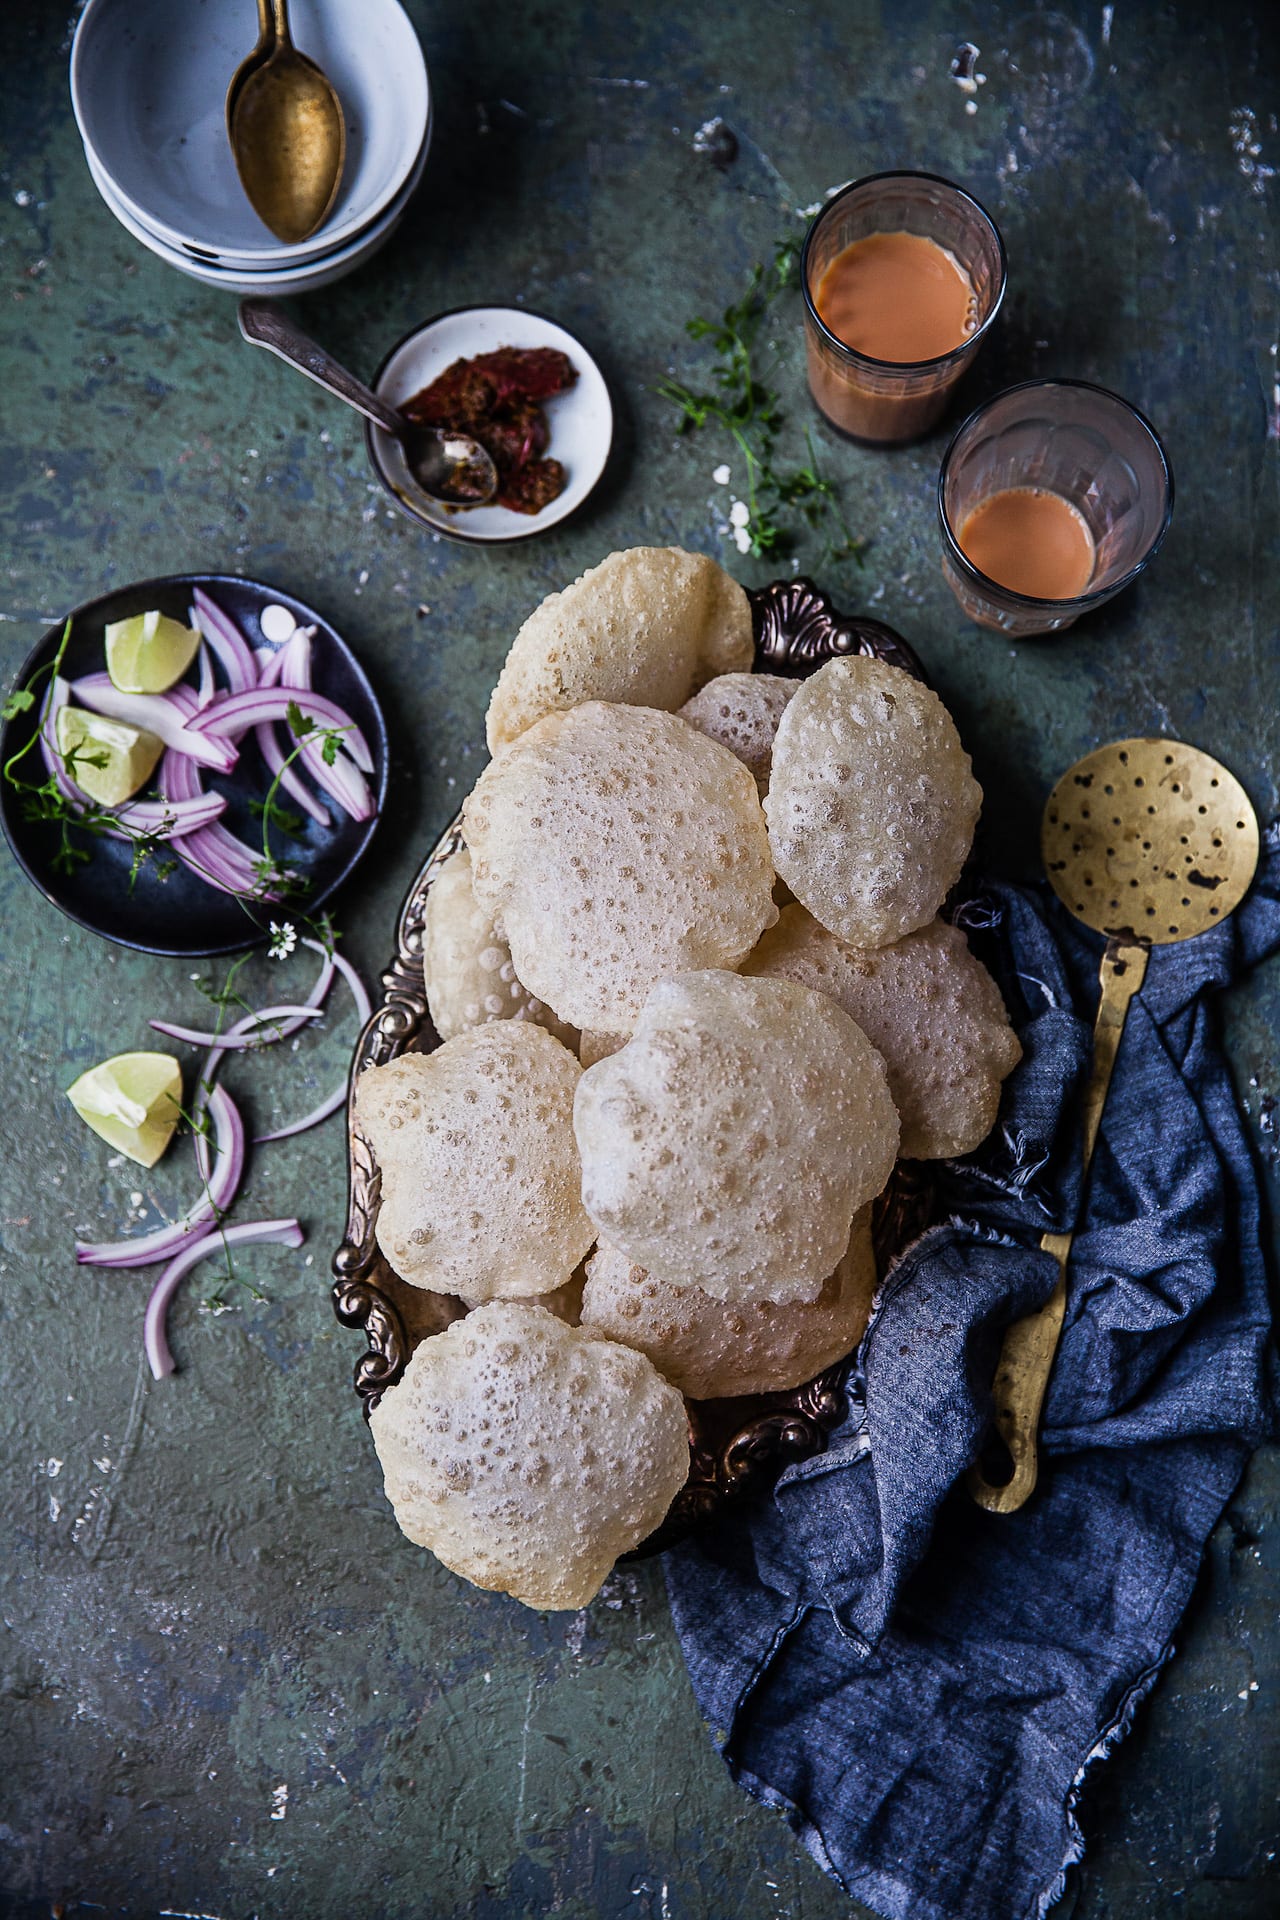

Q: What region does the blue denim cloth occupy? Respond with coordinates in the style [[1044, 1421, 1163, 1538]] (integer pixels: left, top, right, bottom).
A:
[[665, 826, 1280, 1920]]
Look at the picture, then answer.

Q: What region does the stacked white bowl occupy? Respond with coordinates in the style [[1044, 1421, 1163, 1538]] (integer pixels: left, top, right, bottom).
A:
[[71, 0, 431, 296]]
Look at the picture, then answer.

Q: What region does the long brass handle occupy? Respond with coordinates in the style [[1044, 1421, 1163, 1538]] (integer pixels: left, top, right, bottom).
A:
[[968, 938, 1149, 1513]]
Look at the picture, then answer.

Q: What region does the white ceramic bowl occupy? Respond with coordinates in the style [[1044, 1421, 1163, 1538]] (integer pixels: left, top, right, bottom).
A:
[[70, 0, 429, 269], [83, 129, 429, 296], [366, 308, 615, 544]]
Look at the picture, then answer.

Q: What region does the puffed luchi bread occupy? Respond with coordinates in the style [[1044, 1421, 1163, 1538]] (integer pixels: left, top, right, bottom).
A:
[[355, 1025, 594, 1300], [464, 703, 777, 1034], [745, 906, 1021, 1159], [574, 970, 898, 1303], [486, 546, 754, 752], [580, 1205, 876, 1398], [678, 671, 798, 793], [369, 1302, 689, 1609], [422, 844, 577, 1048], [764, 656, 981, 947]]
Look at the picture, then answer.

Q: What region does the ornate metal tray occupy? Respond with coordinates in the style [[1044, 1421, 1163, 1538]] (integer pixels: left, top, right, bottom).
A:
[[332, 578, 936, 1549]]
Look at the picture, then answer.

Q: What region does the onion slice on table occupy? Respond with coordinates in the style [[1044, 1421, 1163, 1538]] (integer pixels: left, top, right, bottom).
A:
[[191, 945, 340, 1179], [150, 1003, 324, 1049], [144, 1217, 304, 1381], [76, 1084, 246, 1269], [255, 938, 372, 1142]]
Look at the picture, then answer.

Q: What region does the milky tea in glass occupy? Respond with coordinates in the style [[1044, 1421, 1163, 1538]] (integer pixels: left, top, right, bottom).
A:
[[938, 380, 1174, 636], [801, 172, 1006, 445]]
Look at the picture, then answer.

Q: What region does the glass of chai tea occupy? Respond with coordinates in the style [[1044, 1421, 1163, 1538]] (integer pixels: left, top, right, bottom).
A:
[[938, 379, 1174, 636], [801, 171, 1006, 445]]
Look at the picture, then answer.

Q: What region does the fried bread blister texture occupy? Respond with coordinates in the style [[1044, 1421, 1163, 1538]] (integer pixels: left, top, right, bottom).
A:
[[580, 1205, 876, 1399], [355, 1025, 594, 1300], [765, 656, 982, 948], [486, 546, 754, 752], [464, 703, 777, 1035], [574, 970, 898, 1303], [369, 1302, 690, 1610], [357, 550, 1023, 1603], [678, 671, 798, 793], [422, 845, 578, 1047], [745, 906, 1022, 1159]]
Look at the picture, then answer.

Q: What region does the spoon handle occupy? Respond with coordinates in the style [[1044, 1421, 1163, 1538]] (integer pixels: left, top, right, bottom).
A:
[[270, 0, 292, 47], [238, 300, 404, 439], [967, 937, 1149, 1513]]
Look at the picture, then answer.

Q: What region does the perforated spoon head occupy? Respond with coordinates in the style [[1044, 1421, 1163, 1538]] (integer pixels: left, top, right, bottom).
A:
[[1041, 736, 1258, 946]]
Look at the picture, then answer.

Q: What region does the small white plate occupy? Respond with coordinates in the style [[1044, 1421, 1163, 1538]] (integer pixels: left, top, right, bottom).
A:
[[365, 308, 614, 544]]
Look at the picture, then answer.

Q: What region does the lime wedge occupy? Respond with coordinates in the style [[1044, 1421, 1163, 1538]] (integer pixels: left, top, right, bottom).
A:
[[105, 609, 200, 693], [54, 704, 163, 807], [66, 1051, 183, 1167]]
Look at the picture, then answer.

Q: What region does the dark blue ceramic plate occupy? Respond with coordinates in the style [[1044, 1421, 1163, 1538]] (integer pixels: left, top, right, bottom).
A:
[[0, 573, 388, 956]]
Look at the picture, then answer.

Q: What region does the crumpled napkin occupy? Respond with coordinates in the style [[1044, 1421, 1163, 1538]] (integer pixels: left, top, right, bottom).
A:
[[665, 825, 1280, 1920]]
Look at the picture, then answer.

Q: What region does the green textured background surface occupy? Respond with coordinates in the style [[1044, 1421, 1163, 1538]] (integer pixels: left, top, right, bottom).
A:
[[1, 1, 1277, 1915]]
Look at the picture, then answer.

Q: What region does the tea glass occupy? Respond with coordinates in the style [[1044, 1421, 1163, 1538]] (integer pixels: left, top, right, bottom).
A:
[[938, 379, 1174, 636], [801, 170, 1006, 446]]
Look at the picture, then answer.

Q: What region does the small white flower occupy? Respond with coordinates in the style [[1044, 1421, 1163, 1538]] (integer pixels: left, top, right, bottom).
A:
[[712, 463, 731, 485], [729, 500, 750, 528], [268, 920, 298, 960], [733, 525, 753, 554]]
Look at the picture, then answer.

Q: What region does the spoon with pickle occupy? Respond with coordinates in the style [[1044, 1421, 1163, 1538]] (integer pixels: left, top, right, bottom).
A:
[[238, 301, 498, 508]]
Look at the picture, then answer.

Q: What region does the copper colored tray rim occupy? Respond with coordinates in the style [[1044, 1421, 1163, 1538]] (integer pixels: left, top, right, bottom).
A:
[[331, 578, 936, 1546]]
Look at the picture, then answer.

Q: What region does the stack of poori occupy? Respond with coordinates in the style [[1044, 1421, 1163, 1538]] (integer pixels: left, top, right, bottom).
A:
[[356, 547, 1021, 1610]]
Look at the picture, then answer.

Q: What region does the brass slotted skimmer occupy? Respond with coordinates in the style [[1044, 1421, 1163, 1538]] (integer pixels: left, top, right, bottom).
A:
[[967, 736, 1259, 1514]]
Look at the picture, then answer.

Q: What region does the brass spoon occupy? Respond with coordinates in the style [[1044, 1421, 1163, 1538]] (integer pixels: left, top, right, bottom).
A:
[[238, 300, 499, 507], [226, 0, 347, 245], [968, 736, 1259, 1514]]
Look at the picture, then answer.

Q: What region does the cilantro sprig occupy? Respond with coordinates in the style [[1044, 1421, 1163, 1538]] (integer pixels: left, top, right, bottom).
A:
[[658, 236, 865, 566]]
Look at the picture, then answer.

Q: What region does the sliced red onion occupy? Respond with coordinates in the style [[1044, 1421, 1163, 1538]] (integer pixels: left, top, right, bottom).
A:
[[255, 631, 313, 686], [191, 944, 338, 1178], [76, 1084, 245, 1269], [195, 640, 216, 709], [144, 1218, 304, 1381], [39, 676, 91, 808], [190, 587, 259, 694], [150, 1002, 324, 1048], [298, 741, 372, 823], [255, 719, 330, 828], [184, 686, 374, 773], [102, 792, 228, 842], [274, 630, 373, 819], [256, 645, 287, 688], [164, 681, 203, 722], [70, 673, 237, 773], [40, 681, 227, 844], [160, 749, 282, 900], [255, 1083, 348, 1144], [250, 643, 315, 816], [254, 937, 371, 1142]]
